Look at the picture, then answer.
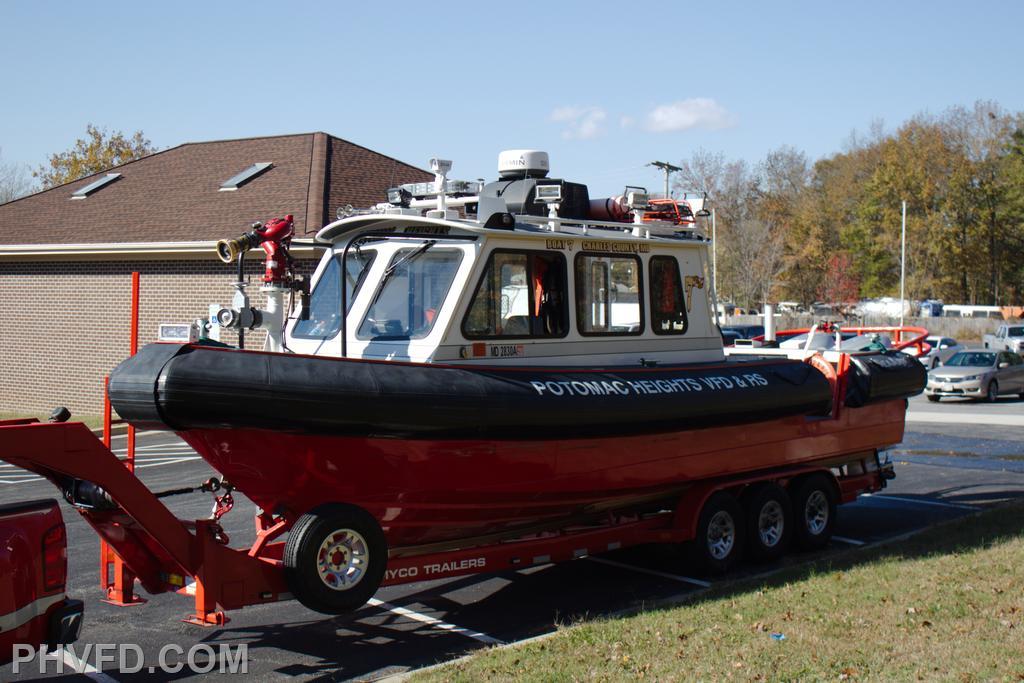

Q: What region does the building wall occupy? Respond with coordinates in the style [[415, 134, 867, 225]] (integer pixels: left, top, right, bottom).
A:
[[0, 256, 319, 417]]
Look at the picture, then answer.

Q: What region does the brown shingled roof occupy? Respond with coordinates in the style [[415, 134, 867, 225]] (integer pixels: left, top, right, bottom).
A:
[[0, 132, 431, 245]]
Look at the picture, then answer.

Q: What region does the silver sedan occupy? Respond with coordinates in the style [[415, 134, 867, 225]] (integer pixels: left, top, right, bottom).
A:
[[925, 350, 1024, 402], [920, 335, 963, 369]]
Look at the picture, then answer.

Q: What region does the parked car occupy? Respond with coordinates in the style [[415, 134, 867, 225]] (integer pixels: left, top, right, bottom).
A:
[[0, 499, 83, 664], [925, 350, 1024, 402], [982, 324, 1024, 353], [908, 336, 963, 369]]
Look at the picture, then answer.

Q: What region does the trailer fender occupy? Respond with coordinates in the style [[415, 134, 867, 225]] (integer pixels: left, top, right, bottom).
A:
[[672, 481, 732, 541]]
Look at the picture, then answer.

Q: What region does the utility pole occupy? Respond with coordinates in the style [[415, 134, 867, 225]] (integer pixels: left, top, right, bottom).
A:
[[648, 161, 682, 199], [900, 200, 907, 327], [712, 208, 718, 300]]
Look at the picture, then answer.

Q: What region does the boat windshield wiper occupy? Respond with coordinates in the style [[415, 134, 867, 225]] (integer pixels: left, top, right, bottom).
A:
[[381, 240, 436, 281]]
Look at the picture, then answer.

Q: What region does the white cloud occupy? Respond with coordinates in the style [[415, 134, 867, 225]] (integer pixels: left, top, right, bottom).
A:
[[549, 105, 608, 140], [644, 98, 737, 133]]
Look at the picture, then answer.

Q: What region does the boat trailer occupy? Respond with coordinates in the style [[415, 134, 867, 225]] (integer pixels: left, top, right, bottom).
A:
[[0, 412, 889, 626]]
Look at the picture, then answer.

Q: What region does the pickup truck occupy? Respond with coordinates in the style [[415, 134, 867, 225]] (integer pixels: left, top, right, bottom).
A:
[[0, 499, 83, 665], [983, 324, 1024, 353]]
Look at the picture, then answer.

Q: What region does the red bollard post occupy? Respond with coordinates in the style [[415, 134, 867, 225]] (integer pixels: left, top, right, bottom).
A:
[[101, 272, 146, 606]]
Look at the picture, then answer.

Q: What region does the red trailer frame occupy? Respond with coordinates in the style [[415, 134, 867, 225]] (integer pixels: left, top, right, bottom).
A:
[[0, 386, 891, 627]]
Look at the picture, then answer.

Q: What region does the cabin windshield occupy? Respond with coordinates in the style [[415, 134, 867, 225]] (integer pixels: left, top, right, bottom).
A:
[[357, 247, 464, 340], [292, 251, 376, 339]]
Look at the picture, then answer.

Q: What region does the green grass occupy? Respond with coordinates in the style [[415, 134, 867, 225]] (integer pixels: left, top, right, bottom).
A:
[[416, 501, 1024, 682]]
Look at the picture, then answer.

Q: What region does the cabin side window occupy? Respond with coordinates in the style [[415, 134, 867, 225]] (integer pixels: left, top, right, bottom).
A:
[[462, 250, 568, 338], [357, 248, 463, 340], [649, 255, 688, 335], [574, 253, 643, 336], [292, 251, 377, 339]]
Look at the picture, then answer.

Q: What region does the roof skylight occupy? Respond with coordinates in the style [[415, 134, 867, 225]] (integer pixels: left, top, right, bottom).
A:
[[70, 173, 121, 199], [219, 162, 273, 191]]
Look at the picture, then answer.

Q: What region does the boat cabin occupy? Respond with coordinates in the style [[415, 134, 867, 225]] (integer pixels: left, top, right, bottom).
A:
[[271, 152, 719, 367]]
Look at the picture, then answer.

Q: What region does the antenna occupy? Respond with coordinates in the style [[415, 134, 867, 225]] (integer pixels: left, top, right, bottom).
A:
[[647, 161, 682, 199]]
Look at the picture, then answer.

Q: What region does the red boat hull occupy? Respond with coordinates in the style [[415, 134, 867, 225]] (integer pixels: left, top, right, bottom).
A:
[[178, 399, 907, 549]]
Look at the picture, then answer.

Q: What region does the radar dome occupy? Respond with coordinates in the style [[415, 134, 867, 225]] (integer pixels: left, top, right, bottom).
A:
[[497, 150, 550, 180]]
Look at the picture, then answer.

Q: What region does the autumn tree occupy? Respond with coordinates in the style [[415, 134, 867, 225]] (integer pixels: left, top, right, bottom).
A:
[[673, 150, 760, 306], [750, 146, 811, 305], [818, 252, 860, 303], [34, 124, 157, 189], [0, 148, 33, 203], [1000, 126, 1024, 303], [672, 99, 1024, 310]]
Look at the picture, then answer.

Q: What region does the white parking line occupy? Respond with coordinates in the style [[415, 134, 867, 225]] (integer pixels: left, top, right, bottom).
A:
[[0, 456, 202, 485], [127, 457, 202, 469], [860, 493, 980, 511], [117, 453, 198, 461], [113, 448, 197, 454], [367, 598, 505, 645], [586, 556, 712, 588], [115, 444, 195, 453], [56, 647, 120, 682], [832, 535, 866, 546]]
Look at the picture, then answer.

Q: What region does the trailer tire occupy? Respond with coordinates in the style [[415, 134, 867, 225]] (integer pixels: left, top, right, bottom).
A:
[[284, 504, 387, 615], [743, 483, 792, 563], [791, 475, 837, 550], [690, 491, 744, 574]]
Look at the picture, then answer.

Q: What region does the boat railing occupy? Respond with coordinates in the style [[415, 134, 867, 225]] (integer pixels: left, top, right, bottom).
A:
[[514, 214, 705, 240], [750, 324, 931, 357]]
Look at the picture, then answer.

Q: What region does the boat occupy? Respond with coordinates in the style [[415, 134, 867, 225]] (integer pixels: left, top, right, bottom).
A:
[[103, 149, 925, 613]]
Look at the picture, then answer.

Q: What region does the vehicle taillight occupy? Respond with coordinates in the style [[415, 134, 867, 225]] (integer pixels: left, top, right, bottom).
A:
[[42, 524, 67, 591]]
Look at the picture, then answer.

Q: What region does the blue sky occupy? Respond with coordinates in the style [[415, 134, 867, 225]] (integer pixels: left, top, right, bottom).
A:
[[3, 1, 1022, 197]]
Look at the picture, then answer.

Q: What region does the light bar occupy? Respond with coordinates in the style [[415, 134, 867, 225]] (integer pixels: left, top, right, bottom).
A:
[[398, 179, 482, 199]]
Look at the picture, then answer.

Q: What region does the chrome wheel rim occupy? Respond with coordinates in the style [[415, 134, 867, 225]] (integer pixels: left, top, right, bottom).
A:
[[316, 529, 368, 591], [758, 500, 785, 548], [988, 383, 998, 401], [804, 491, 829, 536], [707, 510, 736, 560]]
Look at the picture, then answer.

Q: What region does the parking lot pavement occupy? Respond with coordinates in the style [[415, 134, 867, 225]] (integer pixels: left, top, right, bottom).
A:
[[904, 391, 1024, 427], [2, 416, 1023, 681]]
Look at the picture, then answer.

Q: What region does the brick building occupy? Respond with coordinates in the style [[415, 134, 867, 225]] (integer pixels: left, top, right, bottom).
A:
[[0, 133, 430, 416]]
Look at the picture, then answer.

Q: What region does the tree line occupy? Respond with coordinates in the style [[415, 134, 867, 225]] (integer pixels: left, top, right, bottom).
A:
[[673, 100, 1024, 309], [0, 125, 156, 203], [5, 109, 1024, 311]]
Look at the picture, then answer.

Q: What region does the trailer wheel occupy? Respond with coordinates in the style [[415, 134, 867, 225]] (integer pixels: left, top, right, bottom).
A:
[[791, 475, 837, 550], [283, 504, 387, 615], [691, 491, 744, 574], [743, 483, 792, 562]]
